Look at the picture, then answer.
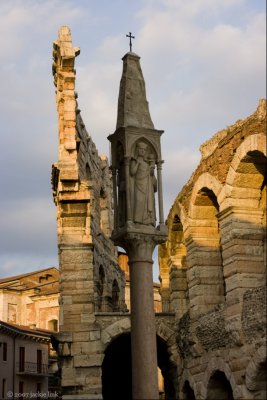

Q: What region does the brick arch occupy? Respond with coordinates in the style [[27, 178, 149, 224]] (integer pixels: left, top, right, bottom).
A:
[[202, 357, 241, 399], [245, 343, 267, 391], [188, 172, 223, 219]]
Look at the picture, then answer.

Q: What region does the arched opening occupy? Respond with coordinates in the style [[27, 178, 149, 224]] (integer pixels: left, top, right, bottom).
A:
[[111, 279, 120, 311], [96, 265, 105, 312], [182, 380, 196, 400], [157, 336, 176, 399], [48, 319, 58, 332], [102, 333, 176, 400], [169, 214, 188, 317], [102, 333, 132, 400], [228, 150, 267, 288], [207, 371, 234, 400], [188, 187, 225, 316]]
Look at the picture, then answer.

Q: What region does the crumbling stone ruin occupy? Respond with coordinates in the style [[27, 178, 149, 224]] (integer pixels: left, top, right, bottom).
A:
[[159, 99, 266, 399], [51, 26, 266, 399]]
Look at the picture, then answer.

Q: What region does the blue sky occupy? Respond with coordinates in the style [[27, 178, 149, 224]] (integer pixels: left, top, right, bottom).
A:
[[0, 0, 266, 280]]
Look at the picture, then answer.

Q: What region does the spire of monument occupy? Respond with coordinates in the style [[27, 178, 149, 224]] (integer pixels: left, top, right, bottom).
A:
[[116, 52, 154, 130]]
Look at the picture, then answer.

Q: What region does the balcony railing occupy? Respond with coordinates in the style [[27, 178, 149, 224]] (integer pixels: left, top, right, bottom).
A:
[[16, 362, 49, 376]]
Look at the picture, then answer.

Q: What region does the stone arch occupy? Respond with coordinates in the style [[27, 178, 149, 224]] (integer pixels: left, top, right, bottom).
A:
[[221, 135, 267, 291], [101, 318, 131, 348], [185, 174, 225, 317], [167, 207, 188, 317], [246, 343, 267, 394], [188, 172, 223, 219], [111, 279, 120, 311], [102, 318, 179, 365], [206, 370, 234, 400], [180, 372, 199, 400], [225, 134, 266, 209], [226, 133, 266, 188], [203, 357, 240, 399], [101, 319, 178, 399]]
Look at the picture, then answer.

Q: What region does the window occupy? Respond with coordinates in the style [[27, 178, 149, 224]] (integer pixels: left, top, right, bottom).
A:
[[3, 342, 7, 361], [19, 347, 25, 372], [37, 350, 42, 373], [48, 319, 58, 331]]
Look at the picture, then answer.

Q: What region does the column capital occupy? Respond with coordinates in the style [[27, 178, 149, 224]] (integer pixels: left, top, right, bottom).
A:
[[112, 226, 167, 263]]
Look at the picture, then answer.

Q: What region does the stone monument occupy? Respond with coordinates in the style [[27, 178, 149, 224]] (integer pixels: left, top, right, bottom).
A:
[[108, 49, 167, 400]]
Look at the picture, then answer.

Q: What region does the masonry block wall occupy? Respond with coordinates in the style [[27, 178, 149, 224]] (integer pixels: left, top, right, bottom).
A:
[[159, 100, 266, 400], [51, 27, 126, 399]]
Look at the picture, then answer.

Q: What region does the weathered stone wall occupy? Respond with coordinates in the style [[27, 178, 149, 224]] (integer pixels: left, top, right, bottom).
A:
[[52, 27, 127, 399], [160, 100, 266, 399]]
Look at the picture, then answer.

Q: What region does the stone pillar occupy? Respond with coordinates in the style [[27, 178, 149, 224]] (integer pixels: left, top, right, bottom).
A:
[[169, 256, 188, 318], [218, 206, 265, 344], [128, 237, 159, 400], [108, 50, 167, 399], [184, 224, 225, 320]]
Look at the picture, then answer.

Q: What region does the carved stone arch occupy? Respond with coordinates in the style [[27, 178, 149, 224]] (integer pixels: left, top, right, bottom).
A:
[[203, 357, 240, 399], [188, 172, 223, 219], [101, 318, 131, 349], [131, 137, 158, 161], [245, 343, 267, 392]]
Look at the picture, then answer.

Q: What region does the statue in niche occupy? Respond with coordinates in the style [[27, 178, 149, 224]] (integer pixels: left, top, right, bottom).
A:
[[117, 143, 126, 227], [130, 141, 157, 226]]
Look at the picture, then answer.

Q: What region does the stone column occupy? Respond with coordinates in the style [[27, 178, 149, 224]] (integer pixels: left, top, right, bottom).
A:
[[157, 161, 165, 225], [218, 206, 265, 344], [128, 236, 159, 400]]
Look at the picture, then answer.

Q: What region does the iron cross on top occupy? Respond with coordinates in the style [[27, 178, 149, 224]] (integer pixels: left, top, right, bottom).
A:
[[126, 32, 135, 52]]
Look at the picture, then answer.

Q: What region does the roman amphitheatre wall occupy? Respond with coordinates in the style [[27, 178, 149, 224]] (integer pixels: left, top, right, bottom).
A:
[[160, 99, 266, 399]]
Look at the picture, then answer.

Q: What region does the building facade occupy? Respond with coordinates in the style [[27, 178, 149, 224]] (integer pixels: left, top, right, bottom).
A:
[[0, 321, 51, 400], [0, 268, 59, 331]]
